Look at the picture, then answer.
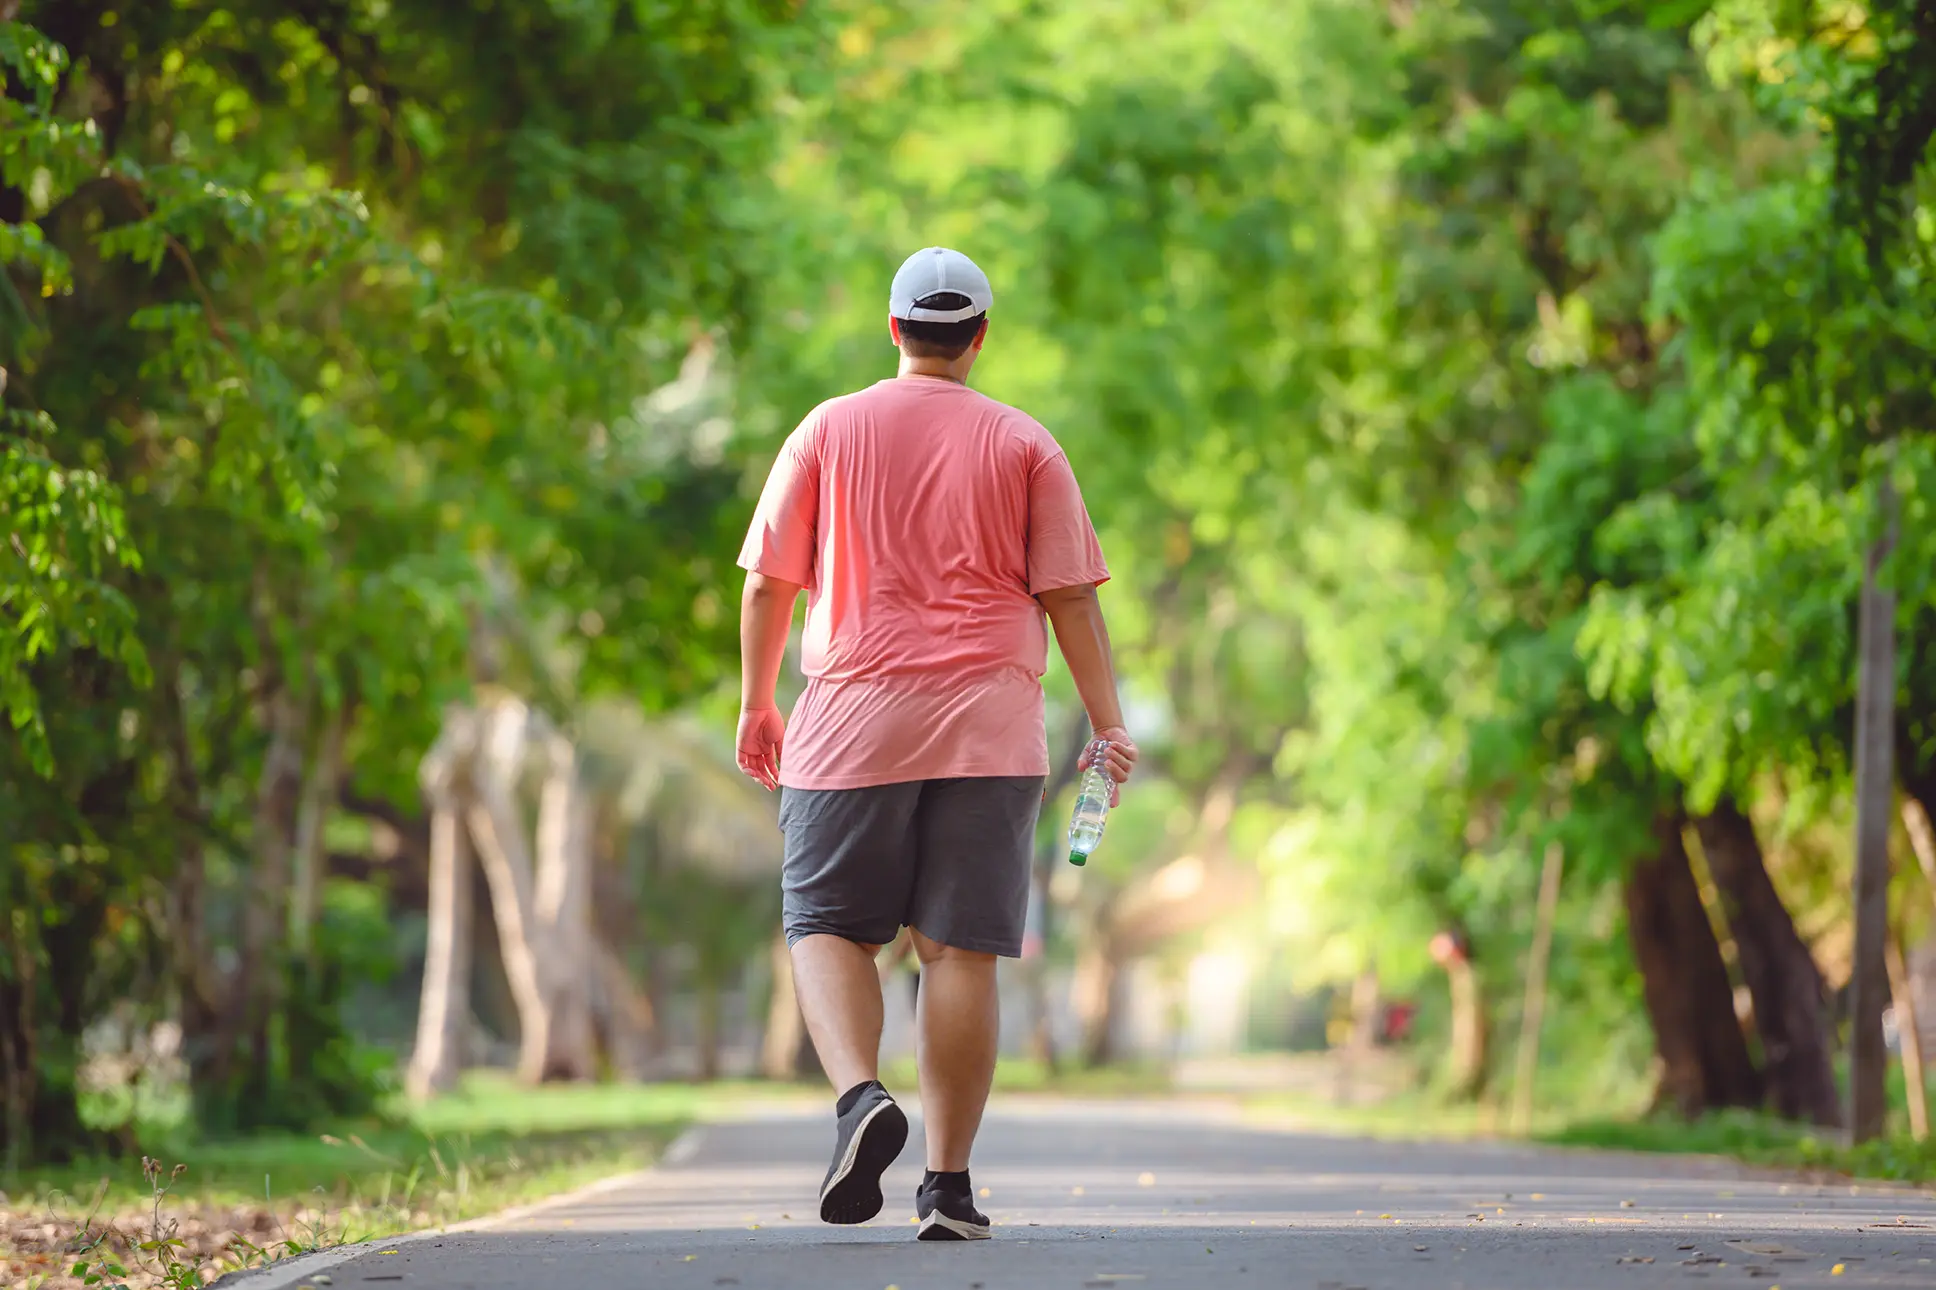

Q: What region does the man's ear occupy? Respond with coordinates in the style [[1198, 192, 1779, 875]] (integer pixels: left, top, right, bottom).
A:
[[888, 315, 903, 347], [972, 317, 989, 351]]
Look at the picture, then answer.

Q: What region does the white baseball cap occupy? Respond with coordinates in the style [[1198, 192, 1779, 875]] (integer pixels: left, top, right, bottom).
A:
[[889, 246, 993, 323]]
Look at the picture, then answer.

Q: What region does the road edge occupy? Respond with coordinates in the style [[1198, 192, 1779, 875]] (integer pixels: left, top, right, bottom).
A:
[[207, 1125, 707, 1289]]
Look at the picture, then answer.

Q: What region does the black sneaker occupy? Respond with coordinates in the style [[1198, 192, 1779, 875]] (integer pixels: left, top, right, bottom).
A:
[[819, 1082, 909, 1224], [916, 1181, 991, 1241]]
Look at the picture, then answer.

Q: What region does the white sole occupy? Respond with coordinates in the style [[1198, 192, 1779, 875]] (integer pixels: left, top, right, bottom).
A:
[[918, 1209, 991, 1241], [821, 1098, 893, 1200]]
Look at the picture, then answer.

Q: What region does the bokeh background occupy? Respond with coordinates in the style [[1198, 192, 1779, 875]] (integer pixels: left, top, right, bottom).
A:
[[6, 0, 1936, 1280]]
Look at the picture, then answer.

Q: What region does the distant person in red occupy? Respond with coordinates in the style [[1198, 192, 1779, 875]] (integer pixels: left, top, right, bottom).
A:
[[735, 247, 1137, 1240]]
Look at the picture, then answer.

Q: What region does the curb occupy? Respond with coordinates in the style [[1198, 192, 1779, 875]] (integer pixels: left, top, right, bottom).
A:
[[208, 1126, 707, 1289]]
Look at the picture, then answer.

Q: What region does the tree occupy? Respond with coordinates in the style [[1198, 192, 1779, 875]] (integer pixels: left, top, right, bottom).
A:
[[2, 0, 818, 1154], [1618, 0, 1936, 1137]]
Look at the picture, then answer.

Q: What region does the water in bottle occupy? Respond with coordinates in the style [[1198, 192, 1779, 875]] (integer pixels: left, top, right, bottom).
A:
[[1067, 738, 1113, 866]]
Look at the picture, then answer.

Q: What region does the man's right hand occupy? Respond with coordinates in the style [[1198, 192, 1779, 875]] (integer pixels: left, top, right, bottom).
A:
[[1080, 726, 1138, 806], [736, 706, 786, 791]]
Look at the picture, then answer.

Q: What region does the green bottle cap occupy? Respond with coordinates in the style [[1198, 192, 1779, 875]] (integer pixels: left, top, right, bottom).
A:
[[1067, 849, 1087, 867]]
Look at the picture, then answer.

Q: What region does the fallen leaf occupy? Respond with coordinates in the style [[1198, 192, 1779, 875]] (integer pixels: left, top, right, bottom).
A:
[[1138, 1172, 1156, 1187], [1073, 1186, 1086, 1196], [1832, 1265, 1845, 1276], [1616, 1255, 1655, 1265], [979, 1187, 992, 1199], [1620, 1200, 1635, 1209]]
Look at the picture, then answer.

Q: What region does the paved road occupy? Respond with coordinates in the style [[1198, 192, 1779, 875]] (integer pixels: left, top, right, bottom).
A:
[[241, 1099, 1936, 1289]]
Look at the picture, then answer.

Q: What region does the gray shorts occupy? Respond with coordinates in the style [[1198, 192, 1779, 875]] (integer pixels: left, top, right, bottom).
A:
[[779, 776, 1046, 958]]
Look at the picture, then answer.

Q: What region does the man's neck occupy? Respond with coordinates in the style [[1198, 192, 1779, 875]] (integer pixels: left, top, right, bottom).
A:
[[896, 357, 969, 384]]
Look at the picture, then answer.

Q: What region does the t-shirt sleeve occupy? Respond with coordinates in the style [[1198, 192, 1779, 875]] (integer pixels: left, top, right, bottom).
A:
[[1026, 447, 1110, 595], [737, 415, 820, 588]]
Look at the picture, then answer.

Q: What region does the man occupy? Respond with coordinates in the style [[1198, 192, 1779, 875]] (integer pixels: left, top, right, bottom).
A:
[[735, 246, 1136, 1241]]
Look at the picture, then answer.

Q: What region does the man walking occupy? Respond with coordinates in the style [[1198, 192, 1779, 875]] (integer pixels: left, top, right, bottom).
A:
[[735, 246, 1136, 1240]]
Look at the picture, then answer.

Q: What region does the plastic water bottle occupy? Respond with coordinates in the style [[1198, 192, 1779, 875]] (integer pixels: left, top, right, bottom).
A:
[[1066, 739, 1113, 866]]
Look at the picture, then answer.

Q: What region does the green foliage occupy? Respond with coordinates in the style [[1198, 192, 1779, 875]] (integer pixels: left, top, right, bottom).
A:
[[1, 0, 820, 1156], [8, 0, 1936, 1173], [1551, 1104, 1936, 1184]]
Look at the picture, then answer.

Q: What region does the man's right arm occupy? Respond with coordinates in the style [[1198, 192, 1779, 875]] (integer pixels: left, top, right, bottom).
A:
[[1038, 583, 1137, 785]]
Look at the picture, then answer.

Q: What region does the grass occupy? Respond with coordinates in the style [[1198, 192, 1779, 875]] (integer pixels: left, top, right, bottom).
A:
[[4, 1074, 790, 1290], [1240, 1068, 1936, 1189], [20, 1075, 737, 1215], [1548, 1110, 1936, 1187]]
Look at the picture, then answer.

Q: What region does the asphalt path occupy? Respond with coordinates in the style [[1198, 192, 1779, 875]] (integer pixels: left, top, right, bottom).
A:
[[228, 1097, 1936, 1289]]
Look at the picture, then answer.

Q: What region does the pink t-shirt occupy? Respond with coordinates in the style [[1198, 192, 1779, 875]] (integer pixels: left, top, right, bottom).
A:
[[738, 377, 1109, 790]]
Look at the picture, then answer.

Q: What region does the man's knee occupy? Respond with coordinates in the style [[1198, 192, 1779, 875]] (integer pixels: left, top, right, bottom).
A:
[[909, 926, 995, 967]]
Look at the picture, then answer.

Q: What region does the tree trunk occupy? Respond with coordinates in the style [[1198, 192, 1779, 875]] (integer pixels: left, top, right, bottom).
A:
[[760, 928, 804, 1081], [170, 835, 223, 1105], [1625, 810, 1762, 1117], [1025, 873, 1059, 1072], [1887, 932, 1928, 1140], [1511, 842, 1564, 1133], [531, 731, 596, 1081], [1, 905, 36, 1173], [291, 704, 348, 962], [1693, 798, 1840, 1125], [1073, 937, 1120, 1069], [1851, 475, 1899, 1141], [1347, 970, 1381, 1053], [465, 705, 560, 1086], [217, 687, 305, 1118], [406, 787, 473, 1100], [1901, 796, 1936, 911], [1432, 925, 1489, 1100], [1025, 717, 1089, 1071], [1446, 954, 1488, 1099], [700, 986, 725, 1082], [463, 700, 598, 1084], [587, 938, 655, 1078]]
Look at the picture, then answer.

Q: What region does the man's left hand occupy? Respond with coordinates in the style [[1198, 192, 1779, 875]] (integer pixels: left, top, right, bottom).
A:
[[1080, 725, 1138, 807]]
